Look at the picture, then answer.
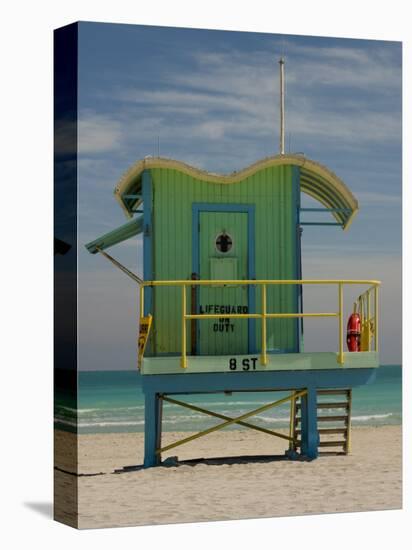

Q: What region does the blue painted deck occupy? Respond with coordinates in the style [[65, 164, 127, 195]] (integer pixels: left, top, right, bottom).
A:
[[141, 351, 379, 375]]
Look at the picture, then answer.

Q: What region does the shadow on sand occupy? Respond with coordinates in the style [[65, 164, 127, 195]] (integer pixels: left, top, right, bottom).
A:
[[114, 453, 312, 473]]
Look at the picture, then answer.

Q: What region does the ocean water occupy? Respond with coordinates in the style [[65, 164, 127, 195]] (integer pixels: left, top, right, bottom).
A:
[[54, 365, 402, 434]]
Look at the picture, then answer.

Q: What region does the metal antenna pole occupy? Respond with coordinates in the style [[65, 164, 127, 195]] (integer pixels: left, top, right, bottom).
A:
[[279, 57, 285, 155]]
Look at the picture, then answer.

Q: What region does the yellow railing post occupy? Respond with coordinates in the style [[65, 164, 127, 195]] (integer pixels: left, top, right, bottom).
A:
[[261, 284, 267, 366], [338, 283, 344, 365], [374, 285, 379, 352], [365, 289, 372, 351], [181, 285, 187, 368], [367, 290, 371, 322]]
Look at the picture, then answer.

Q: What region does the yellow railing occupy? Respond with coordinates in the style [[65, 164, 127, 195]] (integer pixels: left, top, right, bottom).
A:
[[354, 286, 379, 352], [139, 279, 380, 369]]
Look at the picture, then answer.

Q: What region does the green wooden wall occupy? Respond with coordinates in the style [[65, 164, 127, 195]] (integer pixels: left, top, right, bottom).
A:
[[148, 164, 299, 356]]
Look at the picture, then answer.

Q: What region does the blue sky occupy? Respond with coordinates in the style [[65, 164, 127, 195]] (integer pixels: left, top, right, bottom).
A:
[[76, 22, 402, 368]]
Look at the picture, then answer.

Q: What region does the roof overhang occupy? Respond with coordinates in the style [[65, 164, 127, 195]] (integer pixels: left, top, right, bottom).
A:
[[113, 155, 359, 230], [85, 215, 143, 254]]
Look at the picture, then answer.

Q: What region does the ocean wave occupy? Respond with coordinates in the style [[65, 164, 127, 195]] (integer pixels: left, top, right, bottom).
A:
[[254, 415, 289, 423], [163, 414, 207, 424], [58, 406, 78, 413], [55, 408, 401, 433], [163, 401, 290, 410], [352, 413, 397, 422], [56, 414, 207, 428], [54, 418, 78, 428], [58, 400, 292, 416], [78, 420, 145, 428], [77, 405, 145, 414], [56, 412, 400, 425], [56, 405, 146, 415]]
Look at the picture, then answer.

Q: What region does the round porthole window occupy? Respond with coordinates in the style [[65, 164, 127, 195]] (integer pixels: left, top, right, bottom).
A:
[[215, 232, 233, 253]]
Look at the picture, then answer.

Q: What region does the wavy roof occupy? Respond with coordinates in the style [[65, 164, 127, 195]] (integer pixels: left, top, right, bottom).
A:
[[114, 155, 359, 230]]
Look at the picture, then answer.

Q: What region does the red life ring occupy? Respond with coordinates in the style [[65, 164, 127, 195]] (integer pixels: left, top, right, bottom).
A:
[[346, 313, 361, 352]]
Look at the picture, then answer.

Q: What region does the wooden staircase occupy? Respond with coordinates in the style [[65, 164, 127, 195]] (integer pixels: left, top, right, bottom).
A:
[[292, 389, 352, 455]]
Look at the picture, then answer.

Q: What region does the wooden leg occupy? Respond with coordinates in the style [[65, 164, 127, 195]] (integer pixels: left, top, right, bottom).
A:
[[143, 391, 163, 467], [300, 387, 319, 459]]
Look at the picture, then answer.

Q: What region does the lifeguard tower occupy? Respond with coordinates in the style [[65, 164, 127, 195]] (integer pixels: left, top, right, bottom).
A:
[[86, 59, 380, 467]]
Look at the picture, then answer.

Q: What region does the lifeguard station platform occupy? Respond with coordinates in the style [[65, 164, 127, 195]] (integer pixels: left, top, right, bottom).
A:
[[86, 153, 380, 467]]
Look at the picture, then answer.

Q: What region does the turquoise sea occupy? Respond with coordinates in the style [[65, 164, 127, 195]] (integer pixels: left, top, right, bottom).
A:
[[54, 365, 402, 434]]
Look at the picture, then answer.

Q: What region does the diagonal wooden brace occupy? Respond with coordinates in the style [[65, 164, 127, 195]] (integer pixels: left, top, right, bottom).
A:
[[157, 390, 307, 455]]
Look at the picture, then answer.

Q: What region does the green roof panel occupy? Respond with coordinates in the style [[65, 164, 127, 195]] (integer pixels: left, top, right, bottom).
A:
[[85, 215, 143, 254]]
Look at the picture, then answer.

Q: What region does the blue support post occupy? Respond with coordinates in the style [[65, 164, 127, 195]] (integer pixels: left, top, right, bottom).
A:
[[142, 170, 153, 316], [143, 391, 163, 467], [142, 170, 154, 355], [300, 386, 319, 459]]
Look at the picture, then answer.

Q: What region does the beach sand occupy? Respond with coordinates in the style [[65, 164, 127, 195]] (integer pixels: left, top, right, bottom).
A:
[[54, 426, 402, 529]]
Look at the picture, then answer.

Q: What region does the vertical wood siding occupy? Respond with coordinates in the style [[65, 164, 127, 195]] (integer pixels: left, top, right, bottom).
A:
[[150, 165, 298, 356]]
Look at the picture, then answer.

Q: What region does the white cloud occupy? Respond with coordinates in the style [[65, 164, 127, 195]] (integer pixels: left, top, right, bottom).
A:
[[78, 111, 123, 154], [356, 191, 401, 206], [288, 107, 400, 142], [177, 44, 400, 94], [104, 44, 400, 152]]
